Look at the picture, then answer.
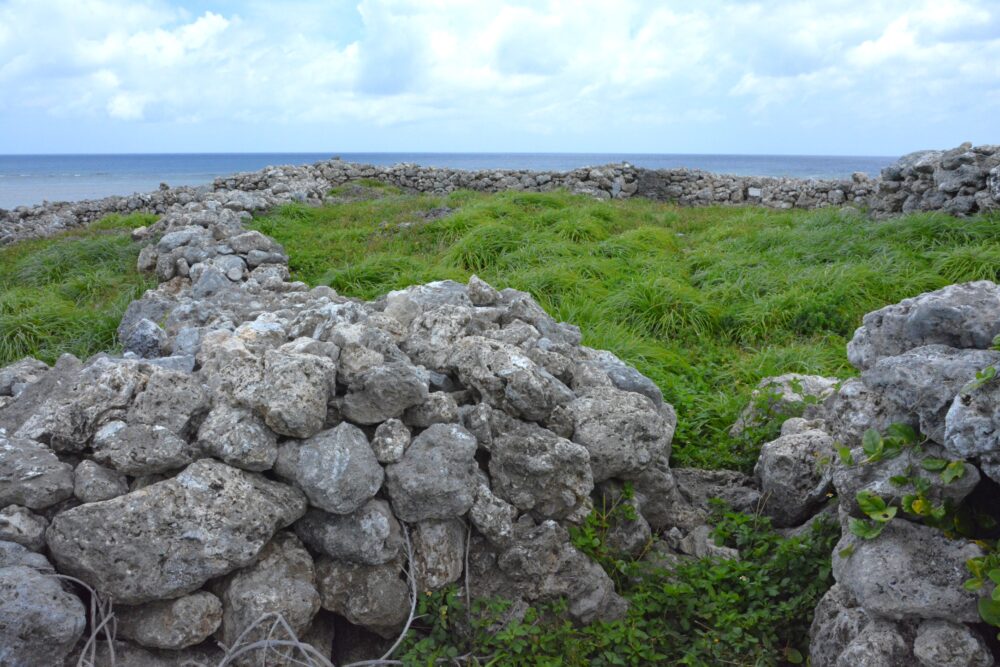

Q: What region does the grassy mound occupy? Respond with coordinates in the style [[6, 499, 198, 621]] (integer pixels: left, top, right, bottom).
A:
[[253, 187, 1000, 471], [0, 213, 156, 366]]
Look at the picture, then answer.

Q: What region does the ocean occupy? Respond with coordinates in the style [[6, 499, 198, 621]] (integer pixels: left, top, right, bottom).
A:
[[0, 152, 898, 210]]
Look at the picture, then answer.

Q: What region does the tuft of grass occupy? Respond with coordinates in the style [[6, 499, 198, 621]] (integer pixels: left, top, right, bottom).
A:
[[253, 191, 1000, 471], [0, 213, 155, 366]]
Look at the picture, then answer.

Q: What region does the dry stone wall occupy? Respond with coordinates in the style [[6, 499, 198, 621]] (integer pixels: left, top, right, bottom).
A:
[[3, 142, 998, 246]]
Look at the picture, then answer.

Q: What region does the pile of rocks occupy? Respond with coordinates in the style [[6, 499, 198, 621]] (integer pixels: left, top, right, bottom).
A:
[[0, 197, 749, 665], [4, 142, 999, 247], [748, 281, 1000, 665]]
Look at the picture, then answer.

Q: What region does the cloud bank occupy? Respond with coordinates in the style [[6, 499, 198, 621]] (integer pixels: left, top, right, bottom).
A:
[[0, 0, 997, 154]]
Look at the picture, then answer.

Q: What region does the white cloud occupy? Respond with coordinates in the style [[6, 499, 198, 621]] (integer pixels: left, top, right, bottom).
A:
[[0, 0, 996, 151]]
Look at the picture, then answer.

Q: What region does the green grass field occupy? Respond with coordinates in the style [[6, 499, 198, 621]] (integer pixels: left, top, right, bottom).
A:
[[0, 213, 156, 366], [253, 186, 1000, 471]]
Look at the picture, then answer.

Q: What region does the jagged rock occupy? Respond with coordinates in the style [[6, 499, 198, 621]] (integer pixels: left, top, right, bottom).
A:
[[731, 373, 839, 436], [274, 423, 383, 515], [197, 329, 264, 408], [47, 459, 306, 604], [469, 482, 518, 546], [342, 361, 429, 425], [576, 348, 663, 406], [755, 428, 836, 527], [315, 558, 409, 639], [862, 345, 1000, 444], [412, 519, 466, 592], [489, 423, 593, 520], [468, 274, 501, 306], [15, 356, 149, 452], [945, 376, 1000, 461], [809, 584, 873, 667], [0, 565, 86, 666], [122, 317, 169, 358], [385, 423, 479, 522], [673, 524, 739, 560], [0, 357, 49, 397], [449, 336, 575, 422], [73, 459, 129, 502], [0, 433, 74, 509], [603, 495, 652, 559], [370, 418, 410, 463], [627, 454, 681, 532], [196, 403, 277, 471], [912, 620, 992, 667], [835, 620, 912, 667], [847, 281, 1000, 370], [91, 421, 197, 474], [0, 353, 81, 436], [213, 532, 320, 663], [663, 468, 762, 531], [66, 639, 225, 666], [116, 591, 223, 650], [294, 500, 402, 565], [551, 386, 674, 481], [832, 519, 983, 622], [127, 366, 209, 437], [0, 504, 47, 551], [258, 349, 335, 438]]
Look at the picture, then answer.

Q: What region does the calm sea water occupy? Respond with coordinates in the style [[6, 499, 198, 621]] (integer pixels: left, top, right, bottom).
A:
[[0, 152, 898, 210]]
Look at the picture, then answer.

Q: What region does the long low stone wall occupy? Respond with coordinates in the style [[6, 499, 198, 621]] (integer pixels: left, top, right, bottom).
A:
[[2, 142, 998, 245]]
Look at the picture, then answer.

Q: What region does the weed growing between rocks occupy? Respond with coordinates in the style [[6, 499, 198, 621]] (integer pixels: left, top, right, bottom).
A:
[[253, 190, 1000, 471], [397, 506, 839, 666], [0, 212, 156, 365]]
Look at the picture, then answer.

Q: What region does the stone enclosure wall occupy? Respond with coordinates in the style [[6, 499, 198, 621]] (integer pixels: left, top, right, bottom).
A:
[[2, 142, 999, 245]]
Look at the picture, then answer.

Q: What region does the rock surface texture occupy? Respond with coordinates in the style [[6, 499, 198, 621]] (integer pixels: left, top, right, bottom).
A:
[[0, 198, 695, 664], [2, 142, 997, 245]]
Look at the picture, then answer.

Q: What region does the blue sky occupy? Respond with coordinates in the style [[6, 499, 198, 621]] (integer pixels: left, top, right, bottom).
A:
[[0, 0, 998, 156]]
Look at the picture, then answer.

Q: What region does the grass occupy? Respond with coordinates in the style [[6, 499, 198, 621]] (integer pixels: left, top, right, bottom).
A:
[[0, 213, 156, 366], [253, 186, 1000, 471]]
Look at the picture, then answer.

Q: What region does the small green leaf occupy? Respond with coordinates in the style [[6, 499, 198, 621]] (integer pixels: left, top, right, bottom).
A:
[[837, 446, 854, 466], [856, 490, 887, 515], [942, 460, 966, 484], [849, 517, 886, 540], [921, 457, 948, 472], [886, 423, 917, 444], [785, 647, 804, 664], [979, 597, 1000, 627], [965, 578, 985, 592], [862, 429, 882, 457], [889, 475, 910, 486]]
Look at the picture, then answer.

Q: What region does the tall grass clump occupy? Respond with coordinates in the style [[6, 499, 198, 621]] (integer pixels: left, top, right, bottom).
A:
[[0, 213, 156, 366]]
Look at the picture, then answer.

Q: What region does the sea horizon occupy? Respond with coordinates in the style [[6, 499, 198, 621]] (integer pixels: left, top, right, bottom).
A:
[[0, 151, 899, 210]]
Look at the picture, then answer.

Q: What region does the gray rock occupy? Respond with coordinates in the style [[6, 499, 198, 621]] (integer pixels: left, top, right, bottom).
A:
[[126, 366, 210, 437], [0, 504, 47, 551], [73, 459, 129, 503], [552, 386, 674, 481], [315, 558, 409, 639], [0, 354, 81, 436], [342, 361, 429, 425], [913, 619, 992, 667], [449, 336, 575, 423], [809, 584, 872, 667], [258, 349, 335, 438], [862, 344, 1000, 444], [64, 639, 224, 667], [810, 378, 916, 449], [213, 532, 320, 662], [0, 357, 49, 397], [467, 275, 500, 306], [294, 500, 402, 565], [122, 318, 168, 359], [402, 390, 459, 427], [628, 454, 681, 532], [384, 423, 479, 522], [469, 482, 518, 548], [0, 539, 53, 571], [577, 349, 663, 406], [274, 423, 383, 515], [835, 620, 912, 667], [197, 403, 278, 471], [197, 330, 264, 408], [47, 459, 306, 604], [0, 565, 86, 666], [945, 375, 1000, 460], [91, 421, 197, 475], [489, 423, 593, 520], [116, 591, 223, 650], [755, 428, 836, 527], [0, 433, 74, 509], [370, 418, 410, 463], [665, 468, 762, 531], [847, 282, 1000, 370], [412, 519, 466, 592], [731, 373, 839, 437], [832, 518, 983, 622]]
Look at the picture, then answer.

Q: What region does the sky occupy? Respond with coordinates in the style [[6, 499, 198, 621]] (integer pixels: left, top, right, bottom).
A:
[[0, 0, 998, 156]]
